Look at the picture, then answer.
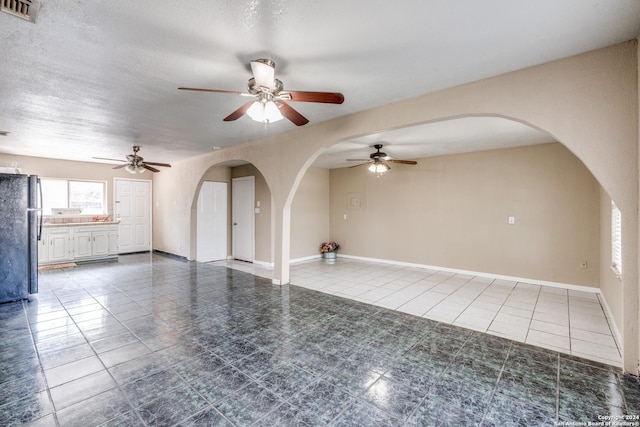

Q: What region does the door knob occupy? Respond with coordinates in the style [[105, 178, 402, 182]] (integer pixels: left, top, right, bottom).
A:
[[233, 222, 238, 226]]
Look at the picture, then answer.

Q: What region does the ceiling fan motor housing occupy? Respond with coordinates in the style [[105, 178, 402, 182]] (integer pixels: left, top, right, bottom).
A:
[[371, 144, 387, 159]]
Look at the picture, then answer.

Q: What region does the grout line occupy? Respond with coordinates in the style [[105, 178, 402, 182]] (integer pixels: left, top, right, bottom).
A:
[[566, 289, 573, 356], [54, 276, 150, 426], [479, 340, 513, 426], [21, 298, 61, 427], [555, 351, 561, 423], [522, 283, 542, 344]]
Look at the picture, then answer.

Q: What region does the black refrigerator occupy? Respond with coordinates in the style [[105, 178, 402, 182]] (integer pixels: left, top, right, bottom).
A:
[[0, 173, 41, 303]]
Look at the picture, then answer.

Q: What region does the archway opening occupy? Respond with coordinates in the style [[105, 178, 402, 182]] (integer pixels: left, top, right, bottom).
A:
[[190, 160, 273, 269], [287, 115, 621, 366]]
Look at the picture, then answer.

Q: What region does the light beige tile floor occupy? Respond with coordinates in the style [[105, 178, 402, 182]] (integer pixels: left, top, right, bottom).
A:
[[213, 257, 622, 367]]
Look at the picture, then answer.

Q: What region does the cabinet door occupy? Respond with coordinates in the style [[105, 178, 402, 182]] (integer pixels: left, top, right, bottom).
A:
[[49, 232, 70, 262], [92, 231, 109, 257], [108, 230, 119, 255], [38, 230, 48, 264], [74, 232, 92, 259]]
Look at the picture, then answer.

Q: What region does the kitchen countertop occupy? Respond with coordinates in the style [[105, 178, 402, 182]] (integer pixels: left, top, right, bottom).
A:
[[43, 221, 120, 228]]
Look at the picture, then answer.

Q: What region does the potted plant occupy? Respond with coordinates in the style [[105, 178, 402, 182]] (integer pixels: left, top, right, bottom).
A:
[[320, 241, 340, 259]]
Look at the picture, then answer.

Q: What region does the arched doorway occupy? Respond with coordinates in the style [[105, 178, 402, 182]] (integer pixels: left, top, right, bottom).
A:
[[190, 161, 273, 267]]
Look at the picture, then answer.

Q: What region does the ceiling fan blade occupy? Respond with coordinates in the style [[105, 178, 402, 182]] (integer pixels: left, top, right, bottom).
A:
[[349, 162, 371, 168], [250, 60, 276, 90], [178, 87, 245, 96], [224, 101, 255, 121], [93, 157, 126, 162], [144, 162, 172, 167], [278, 101, 309, 126], [279, 90, 344, 104], [142, 164, 160, 173], [112, 164, 128, 170], [346, 159, 371, 162], [389, 159, 418, 165]]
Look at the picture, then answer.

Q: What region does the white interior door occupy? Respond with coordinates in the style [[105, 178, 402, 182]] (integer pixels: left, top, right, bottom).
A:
[[232, 176, 254, 262], [197, 181, 228, 262], [115, 178, 151, 254]]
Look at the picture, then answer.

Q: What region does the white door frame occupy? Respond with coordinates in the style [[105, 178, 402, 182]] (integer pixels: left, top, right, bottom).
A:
[[113, 177, 153, 253], [232, 176, 255, 262]]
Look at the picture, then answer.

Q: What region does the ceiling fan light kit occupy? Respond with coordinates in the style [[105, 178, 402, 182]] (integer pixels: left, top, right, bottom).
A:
[[179, 58, 344, 126], [246, 98, 284, 124], [368, 161, 390, 173], [124, 163, 146, 174], [347, 144, 417, 174]]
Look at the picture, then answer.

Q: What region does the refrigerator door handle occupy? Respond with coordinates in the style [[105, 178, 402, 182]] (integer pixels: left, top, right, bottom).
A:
[[26, 178, 43, 241], [37, 178, 43, 241]]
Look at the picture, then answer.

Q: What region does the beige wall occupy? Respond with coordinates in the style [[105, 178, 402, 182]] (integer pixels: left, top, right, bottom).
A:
[[637, 36, 640, 364], [330, 143, 600, 286], [290, 166, 330, 260], [0, 153, 150, 218]]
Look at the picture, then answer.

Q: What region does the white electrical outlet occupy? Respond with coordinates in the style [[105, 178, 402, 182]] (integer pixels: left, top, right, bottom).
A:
[[508, 216, 515, 225]]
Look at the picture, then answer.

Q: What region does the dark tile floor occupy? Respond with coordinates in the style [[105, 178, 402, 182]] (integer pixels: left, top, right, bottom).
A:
[[1, 253, 639, 426]]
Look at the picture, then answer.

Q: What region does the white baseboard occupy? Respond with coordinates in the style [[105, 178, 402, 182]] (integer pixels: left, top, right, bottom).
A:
[[253, 260, 274, 269], [290, 254, 322, 264], [337, 254, 622, 344], [338, 254, 600, 293], [598, 292, 623, 350]]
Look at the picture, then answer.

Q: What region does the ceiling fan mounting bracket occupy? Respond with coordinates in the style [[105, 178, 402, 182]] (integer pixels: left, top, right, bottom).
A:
[[370, 144, 387, 159], [254, 58, 275, 68], [247, 77, 284, 96]]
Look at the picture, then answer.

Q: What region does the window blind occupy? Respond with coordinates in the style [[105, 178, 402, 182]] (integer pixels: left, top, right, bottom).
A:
[[611, 201, 622, 277]]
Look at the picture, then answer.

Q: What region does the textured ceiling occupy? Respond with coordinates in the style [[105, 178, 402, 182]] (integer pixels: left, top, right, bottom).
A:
[[0, 1, 638, 168], [313, 117, 556, 169]]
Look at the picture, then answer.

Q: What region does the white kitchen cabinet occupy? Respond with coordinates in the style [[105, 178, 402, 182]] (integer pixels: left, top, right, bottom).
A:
[[39, 223, 119, 265], [92, 230, 109, 257], [72, 227, 114, 260], [108, 230, 119, 255], [47, 228, 72, 263], [73, 231, 93, 259]]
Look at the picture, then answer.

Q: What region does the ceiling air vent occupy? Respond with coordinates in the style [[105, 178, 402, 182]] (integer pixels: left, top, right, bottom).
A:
[[1, 0, 39, 23]]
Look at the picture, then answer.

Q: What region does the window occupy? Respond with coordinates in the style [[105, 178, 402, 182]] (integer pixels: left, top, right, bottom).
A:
[[611, 201, 622, 277], [41, 178, 106, 215]]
